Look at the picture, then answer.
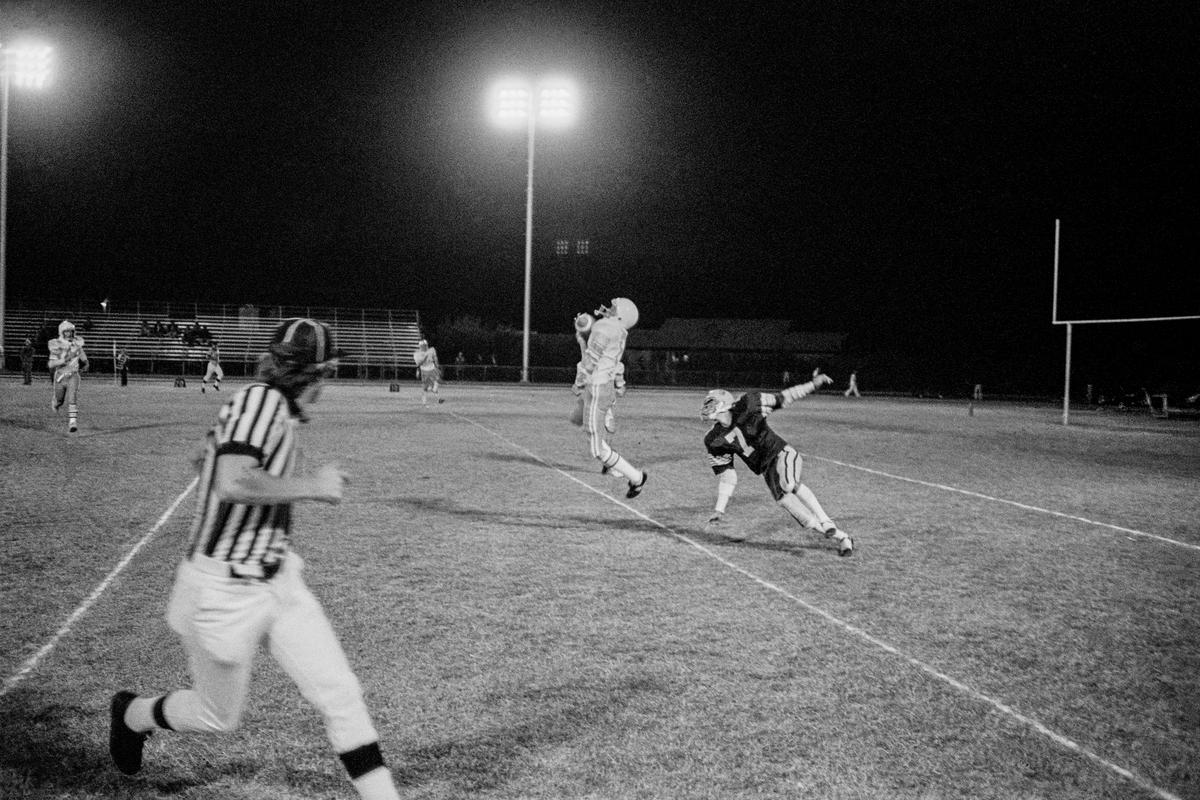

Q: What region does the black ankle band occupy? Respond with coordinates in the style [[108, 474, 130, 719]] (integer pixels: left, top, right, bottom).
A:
[[339, 741, 385, 779], [152, 694, 175, 731]]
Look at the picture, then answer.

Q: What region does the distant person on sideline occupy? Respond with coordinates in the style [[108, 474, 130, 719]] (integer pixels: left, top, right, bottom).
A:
[[116, 346, 130, 387], [845, 371, 861, 397], [20, 337, 35, 385]]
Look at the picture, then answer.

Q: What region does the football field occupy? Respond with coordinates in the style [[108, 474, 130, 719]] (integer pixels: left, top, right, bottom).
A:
[[2, 379, 1198, 800]]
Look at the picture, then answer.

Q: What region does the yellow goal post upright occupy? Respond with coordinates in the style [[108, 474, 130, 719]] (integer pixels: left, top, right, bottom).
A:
[[1051, 218, 1200, 426]]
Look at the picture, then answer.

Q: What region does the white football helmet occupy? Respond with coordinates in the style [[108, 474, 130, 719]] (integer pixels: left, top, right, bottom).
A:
[[59, 320, 76, 336], [595, 297, 639, 330], [701, 389, 735, 420]]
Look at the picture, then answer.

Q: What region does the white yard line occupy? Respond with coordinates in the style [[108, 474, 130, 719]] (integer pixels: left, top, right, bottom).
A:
[[0, 478, 198, 700], [808, 454, 1200, 552], [457, 412, 1184, 800]]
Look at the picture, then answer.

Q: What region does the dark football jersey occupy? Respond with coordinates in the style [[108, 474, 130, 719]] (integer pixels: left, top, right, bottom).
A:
[[704, 390, 787, 475]]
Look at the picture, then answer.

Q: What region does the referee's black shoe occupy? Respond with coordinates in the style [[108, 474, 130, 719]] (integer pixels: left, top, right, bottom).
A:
[[110, 690, 149, 775]]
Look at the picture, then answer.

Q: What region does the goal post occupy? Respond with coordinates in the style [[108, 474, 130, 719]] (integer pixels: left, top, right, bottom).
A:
[[1052, 218, 1200, 425]]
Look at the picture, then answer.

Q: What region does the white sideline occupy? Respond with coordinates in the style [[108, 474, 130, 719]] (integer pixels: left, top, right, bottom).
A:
[[455, 412, 1185, 800], [0, 478, 198, 700], [808, 454, 1200, 552]]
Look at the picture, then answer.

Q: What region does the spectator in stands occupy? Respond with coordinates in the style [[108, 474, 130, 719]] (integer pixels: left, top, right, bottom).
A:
[[20, 338, 35, 385], [454, 351, 465, 380], [200, 343, 223, 394], [116, 347, 130, 387]]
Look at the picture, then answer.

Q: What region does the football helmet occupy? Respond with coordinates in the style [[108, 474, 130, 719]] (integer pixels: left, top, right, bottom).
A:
[[269, 318, 345, 365], [701, 389, 735, 420], [595, 297, 639, 330], [59, 320, 76, 336]]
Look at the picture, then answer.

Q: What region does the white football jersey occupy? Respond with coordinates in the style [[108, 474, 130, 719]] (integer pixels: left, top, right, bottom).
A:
[[579, 317, 627, 386]]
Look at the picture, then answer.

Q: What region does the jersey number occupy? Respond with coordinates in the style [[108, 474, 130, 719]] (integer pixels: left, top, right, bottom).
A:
[[724, 427, 755, 456]]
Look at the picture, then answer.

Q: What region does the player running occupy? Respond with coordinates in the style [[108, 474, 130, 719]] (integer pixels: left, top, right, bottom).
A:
[[412, 338, 444, 405], [47, 320, 89, 433], [701, 372, 853, 556], [569, 297, 647, 498], [108, 318, 404, 800]]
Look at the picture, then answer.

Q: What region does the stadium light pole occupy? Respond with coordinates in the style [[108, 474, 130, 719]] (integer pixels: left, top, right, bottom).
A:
[[488, 76, 576, 383], [0, 42, 53, 362]]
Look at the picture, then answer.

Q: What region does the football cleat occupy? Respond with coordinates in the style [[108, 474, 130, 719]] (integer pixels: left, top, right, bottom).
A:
[[109, 691, 149, 775], [625, 472, 648, 499], [838, 535, 854, 557], [69, 423, 78, 433]]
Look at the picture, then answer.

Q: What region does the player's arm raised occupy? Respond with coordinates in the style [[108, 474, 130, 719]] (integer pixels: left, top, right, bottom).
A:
[[779, 372, 834, 407], [213, 453, 347, 505]]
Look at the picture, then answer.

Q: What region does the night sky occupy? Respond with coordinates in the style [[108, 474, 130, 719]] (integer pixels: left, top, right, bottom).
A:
[[2, 1, 1197, 358]]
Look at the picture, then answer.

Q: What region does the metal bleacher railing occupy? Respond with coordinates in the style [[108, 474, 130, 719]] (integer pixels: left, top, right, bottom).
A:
[[3, 300, 423, 381]]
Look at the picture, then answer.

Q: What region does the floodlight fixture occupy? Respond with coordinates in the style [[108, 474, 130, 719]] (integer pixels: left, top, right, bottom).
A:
[[3, 43, 53, 89], [488, 72, 578, 382], [1, 40, 54, 358]]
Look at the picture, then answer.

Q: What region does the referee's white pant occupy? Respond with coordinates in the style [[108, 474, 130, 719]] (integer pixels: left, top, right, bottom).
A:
[[161, 551, 379, 754]]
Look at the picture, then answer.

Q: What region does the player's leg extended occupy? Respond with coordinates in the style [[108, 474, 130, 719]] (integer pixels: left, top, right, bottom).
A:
[[65, 374, 80, 431], [148, 561, 266, 733], [268, 557, 400, 800], [586, 385, 645, 493], [769, 448, 819, 528]]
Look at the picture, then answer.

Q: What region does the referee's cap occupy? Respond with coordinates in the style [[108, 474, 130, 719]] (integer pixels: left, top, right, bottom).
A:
[[269, 318, 345, 365]]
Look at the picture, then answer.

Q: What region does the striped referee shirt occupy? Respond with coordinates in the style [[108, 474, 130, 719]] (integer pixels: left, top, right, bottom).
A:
[[186, 383, 298, 574]]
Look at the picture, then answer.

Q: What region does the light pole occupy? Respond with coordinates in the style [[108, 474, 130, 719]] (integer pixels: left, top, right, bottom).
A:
[[0, 42, 53, 361], [489, 76, 576, 383]]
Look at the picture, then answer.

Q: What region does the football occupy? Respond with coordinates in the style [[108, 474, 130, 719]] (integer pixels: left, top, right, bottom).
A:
[[574, 312, 594, 334]]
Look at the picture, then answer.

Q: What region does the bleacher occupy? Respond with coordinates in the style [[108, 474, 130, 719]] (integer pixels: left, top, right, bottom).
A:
[[3, 301, 424, 378]]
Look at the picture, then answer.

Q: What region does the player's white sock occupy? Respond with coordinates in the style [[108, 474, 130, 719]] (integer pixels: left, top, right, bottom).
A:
[[123, 695, 161, 734], [795, 484, 833, 529], [778, 494, 818, 528], [352, 767, 401, 800], [609, 455, 641, 485], [68, 404, 78, 429]]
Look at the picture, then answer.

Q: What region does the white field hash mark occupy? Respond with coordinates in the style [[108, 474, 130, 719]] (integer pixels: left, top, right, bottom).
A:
[[808, 454, 1200, 552], [0, 477, 199, 700], [454, 411, 1185, 800]]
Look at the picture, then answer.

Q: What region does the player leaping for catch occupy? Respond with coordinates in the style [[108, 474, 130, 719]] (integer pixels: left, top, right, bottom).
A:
[[569, 297, 648, 498], [701, 372, 853, 556]]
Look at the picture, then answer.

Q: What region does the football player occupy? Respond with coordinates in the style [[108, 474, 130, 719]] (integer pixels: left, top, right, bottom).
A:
[[701, 373, 852, 556], [570, 298, 647, 498], [47, 320, 89, 433], [413, 339, 444, 405]]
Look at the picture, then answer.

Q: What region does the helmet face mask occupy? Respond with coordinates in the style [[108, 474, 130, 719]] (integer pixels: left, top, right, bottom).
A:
[[59, 320, 76, 338], [595, 297, 639, 330], [701, 389, 735, 420]]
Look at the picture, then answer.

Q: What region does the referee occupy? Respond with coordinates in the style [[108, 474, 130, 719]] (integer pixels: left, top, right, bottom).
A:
[[109, 318, 403, 800]]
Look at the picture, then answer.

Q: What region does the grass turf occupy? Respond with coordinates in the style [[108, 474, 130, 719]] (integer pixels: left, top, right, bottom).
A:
[[1, 378, 1198, 799]]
